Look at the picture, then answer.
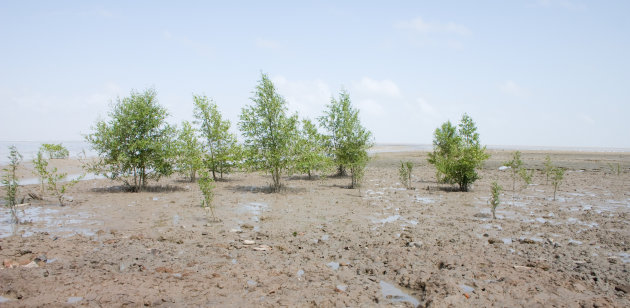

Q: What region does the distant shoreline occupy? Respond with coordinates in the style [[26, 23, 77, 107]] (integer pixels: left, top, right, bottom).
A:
[[370, 143, 630, 153], [1, 141, 629, 164]]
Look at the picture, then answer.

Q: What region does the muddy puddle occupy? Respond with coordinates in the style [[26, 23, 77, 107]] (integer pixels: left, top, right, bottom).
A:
[[0, 206, 102, 238], [9, 173, 105, 186], [379, 280, 420, 307], [229, 202, 269, 231]]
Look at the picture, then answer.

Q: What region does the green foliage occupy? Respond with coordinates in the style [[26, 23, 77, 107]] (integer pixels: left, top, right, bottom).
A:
[[198, 169, 217, 222], [193, 95, 241, 180], [293, 119, 333, 179], [85, 88, 176, 192], [41, 143, 69, 159], [519, 168, 534, 186], [174, 121, 204, 182], [349, 157, 368, 189], [239, 73, 298, 191], [607, 162, 622, 176], [32, 149, 82, 206], [551, 167, 565, 201], [489, 181, 502, 219], [504, 151, 533, 204], [398, 161, 413, 189], [543, 155, 553, 184], [319, 90, 373, 188], [33, 150, 49, 194], [427, 114, 489, 192], [2, 146, 22, 223], [45, 168, 82, 206]]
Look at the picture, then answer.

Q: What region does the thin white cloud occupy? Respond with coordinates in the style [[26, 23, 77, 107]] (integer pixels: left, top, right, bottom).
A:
[[501, 80, 527, 96], [255, 38, 282, 50], [395, 17, 471, 36], [352, 77, 402, 98]]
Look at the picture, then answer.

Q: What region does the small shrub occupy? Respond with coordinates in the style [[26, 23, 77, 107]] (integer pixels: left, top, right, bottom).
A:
[[2, 146, 22, 223], [543, 155, 553, 184], [551, 167, 565, 201], [607, 162, 622, 176], [198, 169, 218, 222], [194, 95, 241, 180], [318, 89, 373, 188], [46, 168, 82, 206], [504, 151, 532, 204], [174, 121, 204, 182], [239, 73, 298, 191], [41, 143, 70, 159], [33, 150, 49, 195], [85, 88, 176, 192], [293, 119, 333, 179], [489, 181, 502, 219], [427, 114, 489, 192], [350, 157, 368, 188], [398, 161, 413, 189]]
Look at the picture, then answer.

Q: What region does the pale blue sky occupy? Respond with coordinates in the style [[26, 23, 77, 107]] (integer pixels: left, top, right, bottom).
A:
[[1, 1, 628, 148]]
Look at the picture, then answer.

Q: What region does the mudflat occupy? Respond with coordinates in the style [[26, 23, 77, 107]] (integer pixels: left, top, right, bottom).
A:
[[1, 149, 629, 306]]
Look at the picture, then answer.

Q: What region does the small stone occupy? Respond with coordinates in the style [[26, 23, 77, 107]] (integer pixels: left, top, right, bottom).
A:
[[241, 224, 254, 230], [243, 240, 255, 245], [335, 284, 348, 292], [229, 228, 242, 233], [407, 242, 423, 248], [253, 245, 272, 251], [23, 261, 38, 268], [3, 259, 18, 268], [67, 297, 83, 304], [608, 257, 618, 264], [488, 238, 501, 244]]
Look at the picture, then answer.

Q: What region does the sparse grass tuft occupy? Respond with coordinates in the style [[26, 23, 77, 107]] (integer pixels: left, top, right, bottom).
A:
[[198, 169, 218, 223], [2, 146, 22, 223], [551, 167, 565, 201], [489, 181, 502, 219], [398, 161, 414, 190]]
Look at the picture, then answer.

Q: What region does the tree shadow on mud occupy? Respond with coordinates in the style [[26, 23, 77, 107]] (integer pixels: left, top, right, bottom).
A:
[[91, 184, 188, 193], [225, 184, 306, 194], [287, 175, 325, 181], [174, 177, 235, 184]]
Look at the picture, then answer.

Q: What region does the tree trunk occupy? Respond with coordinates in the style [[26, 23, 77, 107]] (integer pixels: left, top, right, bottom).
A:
[[337, 165, 346, 176]]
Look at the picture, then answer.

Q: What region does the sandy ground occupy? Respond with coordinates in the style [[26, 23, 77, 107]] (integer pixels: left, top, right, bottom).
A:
[[1, 149, 629, 307]]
